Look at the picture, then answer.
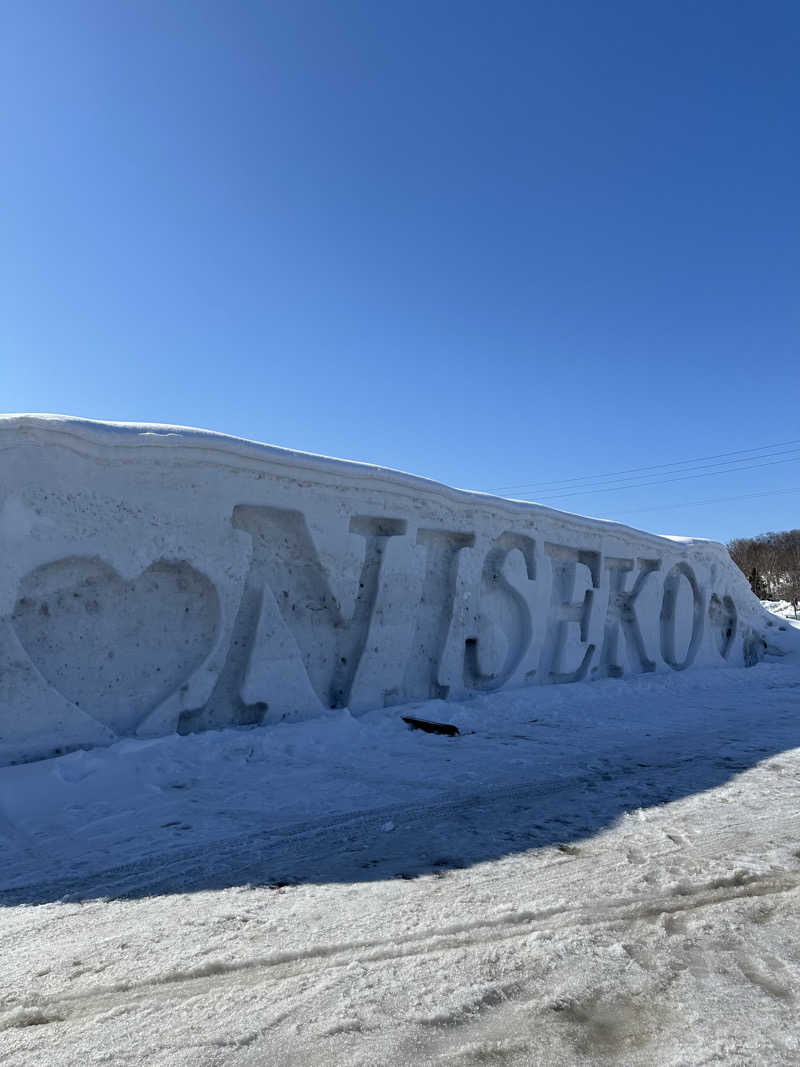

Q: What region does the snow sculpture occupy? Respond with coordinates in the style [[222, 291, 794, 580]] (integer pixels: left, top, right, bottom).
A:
[[0, 415, 765, 765]]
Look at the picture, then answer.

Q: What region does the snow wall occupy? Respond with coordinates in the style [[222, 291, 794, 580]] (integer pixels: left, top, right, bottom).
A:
[[0, 415, 767, 766]]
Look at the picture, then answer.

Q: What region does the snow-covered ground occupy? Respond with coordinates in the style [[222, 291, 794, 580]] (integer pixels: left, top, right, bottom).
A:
[[762, 600, 800, 625], [1, 614, 799, 1064], [0, 415, 764, 766]]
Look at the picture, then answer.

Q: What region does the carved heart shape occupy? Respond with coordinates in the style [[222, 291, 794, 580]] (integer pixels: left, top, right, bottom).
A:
[[12, 557, 220, 735]]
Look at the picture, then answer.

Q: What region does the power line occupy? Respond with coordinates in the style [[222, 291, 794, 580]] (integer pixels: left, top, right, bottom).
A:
[[610, 486, 800, 518], [514, 452, 800, 502], [528, 446, 800, 498], [487, 436, 800, 494]]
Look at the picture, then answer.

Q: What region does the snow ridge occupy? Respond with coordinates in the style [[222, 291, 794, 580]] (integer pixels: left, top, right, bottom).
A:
[[0, 414, 770, 765]]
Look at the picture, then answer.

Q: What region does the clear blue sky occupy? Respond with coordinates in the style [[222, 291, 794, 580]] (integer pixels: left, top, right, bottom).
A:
[[3, 1, 799, 543]]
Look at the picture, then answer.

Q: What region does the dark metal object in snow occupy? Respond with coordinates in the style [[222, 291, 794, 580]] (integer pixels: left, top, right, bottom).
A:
[[402, 716, 460, 737]]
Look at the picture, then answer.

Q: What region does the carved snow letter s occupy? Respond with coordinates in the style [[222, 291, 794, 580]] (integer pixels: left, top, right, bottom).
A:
[[464, 532, 536, 691]]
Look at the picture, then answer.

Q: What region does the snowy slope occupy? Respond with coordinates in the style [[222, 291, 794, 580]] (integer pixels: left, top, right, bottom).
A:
[[0, 414, 768, 766], [1, 616, 799, 1065], [2, 416, 798, 1065], [762, 600, 800, 626]]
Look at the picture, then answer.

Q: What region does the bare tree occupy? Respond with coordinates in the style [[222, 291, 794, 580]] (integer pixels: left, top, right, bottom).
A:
[[728, 529, 800, 616]]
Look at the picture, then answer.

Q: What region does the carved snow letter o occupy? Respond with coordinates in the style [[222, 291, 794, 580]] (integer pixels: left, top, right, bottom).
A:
[[659, 562, 704, 671]]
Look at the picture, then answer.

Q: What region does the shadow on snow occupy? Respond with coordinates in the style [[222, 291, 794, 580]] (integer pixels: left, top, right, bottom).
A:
[[1, 654, 799, 907]]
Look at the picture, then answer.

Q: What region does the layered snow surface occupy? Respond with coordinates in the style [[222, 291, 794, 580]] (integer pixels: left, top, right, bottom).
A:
[[0, 415, 768, 765], [0, 611, 799, 1064], [1, 416, 799, 1064]]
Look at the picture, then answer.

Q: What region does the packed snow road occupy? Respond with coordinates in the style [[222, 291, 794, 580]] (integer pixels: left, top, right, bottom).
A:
[[1, 619, 799, 1064]]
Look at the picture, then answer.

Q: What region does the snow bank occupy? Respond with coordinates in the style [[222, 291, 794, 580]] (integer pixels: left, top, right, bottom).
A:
[[762, 599, 800, 625], [0, 415, 767, 765]]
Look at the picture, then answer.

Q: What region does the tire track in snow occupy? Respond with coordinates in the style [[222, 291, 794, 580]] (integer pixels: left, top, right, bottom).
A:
[[3, 867, 798, 1033]]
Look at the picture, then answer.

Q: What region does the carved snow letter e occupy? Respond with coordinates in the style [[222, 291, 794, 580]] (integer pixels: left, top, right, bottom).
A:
[[541, 544, 600, 683]]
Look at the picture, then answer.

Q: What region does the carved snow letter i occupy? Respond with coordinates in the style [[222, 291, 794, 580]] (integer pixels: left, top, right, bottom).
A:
[[541, 544, 600, 683], [401, 528, 475, 702], [601, 557, 660, 677], [203, 507, 406, 724]]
